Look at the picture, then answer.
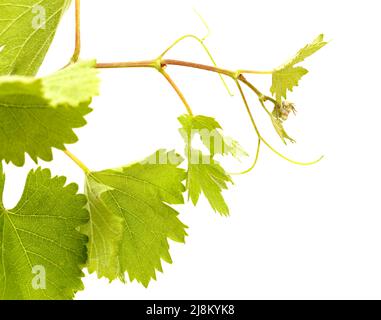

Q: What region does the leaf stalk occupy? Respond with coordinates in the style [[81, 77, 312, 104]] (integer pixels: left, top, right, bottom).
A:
[[64, 149, 91, 174], [70, 0, 81, 63]]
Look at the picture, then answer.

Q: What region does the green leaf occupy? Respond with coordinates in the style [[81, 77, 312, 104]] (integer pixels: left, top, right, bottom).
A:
[[0, 60, 99, 166], [0, 0, 72, 76], [179, 114, 247, 158], [42, 60, 100, 106], [271, 101, 297, 144], [271, 66, 308, 103], [271, 34, 327, 102], [187, 150, 232, 216], [179, 115, 236, 216], [271, 115, 295, 144], [287, 34, 328, 66], [0, 162, 88, 300], [81, 179, 123, 281], [82, 150, 188, 287]]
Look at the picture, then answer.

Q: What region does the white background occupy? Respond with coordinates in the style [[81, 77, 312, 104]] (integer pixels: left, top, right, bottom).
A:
[[3, 0, 381, 299]]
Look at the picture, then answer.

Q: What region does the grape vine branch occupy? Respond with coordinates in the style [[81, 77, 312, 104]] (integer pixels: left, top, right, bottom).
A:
[[0, 0, 327, 299], [63, 0, 323, 173]]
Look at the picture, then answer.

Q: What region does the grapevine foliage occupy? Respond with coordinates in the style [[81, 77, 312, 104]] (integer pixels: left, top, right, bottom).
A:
[[0, 163, 88, 300], [0, 0, 72, 76], [83, 150, 187, 287], [0, 60, 98, 165], [0, 1, 326, 299], [179, 114, 244, 216]]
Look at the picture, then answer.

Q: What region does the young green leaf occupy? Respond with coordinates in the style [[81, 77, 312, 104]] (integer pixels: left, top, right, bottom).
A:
[[179, 115, 238, 216], [271, 34, 327, 102], [271, 66, 308, 103], [271, 116, 295, 144], [0, 60, 99, 166], [82, 150, 188, 287], [271, 101, 297, 144], [0, 0, 72, 76], [187, 150, 232, 216], [0, 162, 88, 300], [179, 114, 247, 158]]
